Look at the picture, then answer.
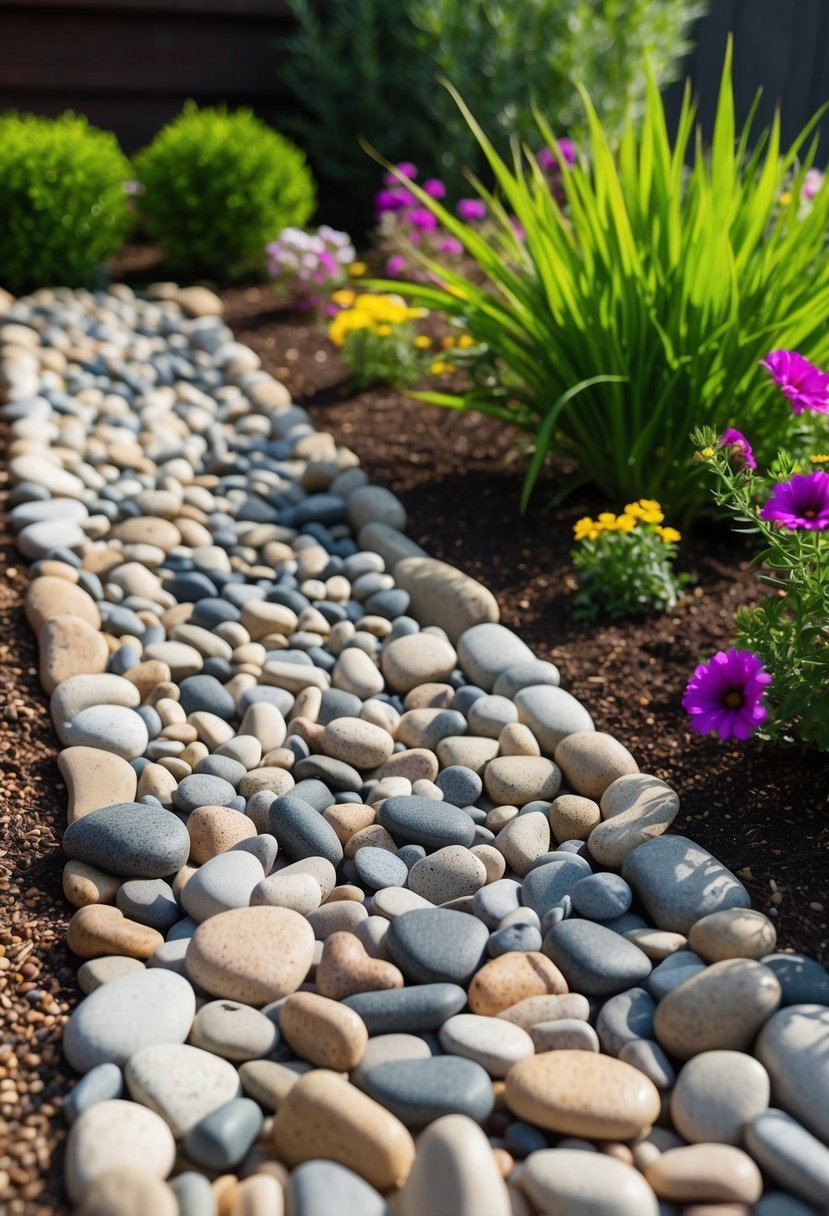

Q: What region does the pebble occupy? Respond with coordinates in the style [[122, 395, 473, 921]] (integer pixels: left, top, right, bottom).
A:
[[343, 983, 467, 1033], [519, 1148, 660, 1216], [280, 991, 368, 1069], [379, 794, 476, 851], [267, 794, 344, 867], [182, 1097, 264, 1170], [382, 632, 457, 693], [654, 958, 782, 1059], [761, 952, 829, 1006], [271, 1069, 416, 1190], [64, 1098, 176, 1202], [554, 731, 638, 797], [63, 704, 149, 760], [76, 1167, 178, 1216], [587, 773, 680, 866], [595, 987, 656, 1055], [469, 951, 568, 1016], [188, 999, 279, 1061], [58, 746, 138, 822], [570, 873, 633, 921], [745, 1107, 829, 1209], [76, 956, 145, 993], [529, 1017, 600, 1053], [645, 1144, 763, 1204], [497, 991, 591, 1028], [506, 1049, 661, 1137], [456, 624, 534, 691], [26, 575, 101, 633], [514, 684, 594, 751], [439, 1013, 534, 1077], [359, 1055, 494, 1127], [407, 845, 488, 903], [520, 854, 592, 918], [354, 845, 409, 890], [321, 716, 394, 768], [288, 1159, 387, 1216], [622, 835, 751, 934], [116, 878, 180, 933], [543, 919, 652, 994], [124, 1042, 241, 1137], [64, 1062, 125, 1124], [39, 615, 111, 693], [63, 802, 191, 878], [755, 1004, 829, 1142], [185, 906, 315, 1005], [485, 756, 561, 806], [67, 905, 164, 961], [181, 850, 265, 922], [187, 804, 257, 862], [250, 871, 322, 915], [386, 908, 489, 985], [549, 793, 601, 842], [687, 907, 777, 962], [669, 1049, 769, 1143], [391, 555, 499, 641]]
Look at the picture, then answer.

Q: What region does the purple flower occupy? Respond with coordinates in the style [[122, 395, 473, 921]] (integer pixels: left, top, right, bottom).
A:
[[537, 139, 576, 171], [437, 236, 464, 255], [761, 349, 829, 414], [759, 470, 829, 530], [408, 207, 438, 232], [423, 178, 446, 199], [557, 137, 577, 165], [383, 162, 417, 186], [457, 198, 486, 222], [719, 427, 757, 471], [682, 648, 771, 741], [385, 253, 407, 277]]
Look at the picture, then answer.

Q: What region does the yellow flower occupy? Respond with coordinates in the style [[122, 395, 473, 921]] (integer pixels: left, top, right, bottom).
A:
[[348, 261, 367, 277], [597, 512, 618, 528], [457, 334, 476, 349], [331, 288, 356, 307], [656, 526, 682, 544], [573, 516, 601, 541], [413, 335, 431, 350], [376, 324, 392, 336], [624, 498, 664, 524], [614, 514, 637, 533], [327, 308, 371, 347], [429, 360, 450, 375], [779, 191, 793, 206], [810, 454, 829, 464], [441, 336, 456, 350], [701, 446, 715, 459]]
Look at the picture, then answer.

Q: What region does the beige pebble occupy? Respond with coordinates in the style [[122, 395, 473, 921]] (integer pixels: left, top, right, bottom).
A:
[[687, 908, 777, 962], [40, 615, 110, 694], [376, 748, 439, 783], [215, 735, 263, 770], [470, 844, 506, 883], [370, 886, 434, 918], [77, 956, 145, 994], [493, 812, 551, 876], [185, 906, 315, 1005], [528, 1019, 600, 1053], [653, 959, 782, 1060], [271, 1069, 415, 1190], [554, 731, 638, 799], [63, 860, 121, 909], [323, 802, 376, 845], [469, 952, 568, 1016], [280, 991, 368, 1069], [645, 1144, 763, 1204], [238, 702, 287, 752], [352, 1033, 432, 1085], [381, 633, 457, 694], [189, 712, 237, 750], [403, 683, 455, 710], [123, 659, 172, 701], [136, 762, 178, 807], [485, 756, 561, 806], [670, 1050, 770, 1144], [332, 647, 385, 699], [497, 992, 591, 1029], [251, 872, 322, 915], [436, 735, 500, 774], [439, 1014, 534, 1078], [124, 1042, 241, 1137], [67, 905, 163, 960], [408, 845, 488, 903], [549, 793, 601, 842], [111, 517, 181, 552], [76, 1166, 178, 1216], [321, 717, 394, 768], [505, 1050, 661, 1138], [143, 642, 203, 680], [187, 804, 257, 863], [497, 723, 540, 757], [230, 1173, 285, 1216], [519, 1148, 659, 1216], [189, 999, 279, 1062], [307, 900, 368, 940], [396, 1113, 512, 1216], [51, 673, 141, 738], [64, 1099, 175, 1202], [239, 1058, 300, 1112], [238, 767, 295, 799], [290, 686, 322, 723], [262, 658, 329, 693], [344, 824, 398, 859], [315, 931, 404, 999], [485, 805, 519, 832], [588, 773, 679, 867], [278, 856, 337, 900], [26, 575, 101, 632], [623, 928, 688, 961]]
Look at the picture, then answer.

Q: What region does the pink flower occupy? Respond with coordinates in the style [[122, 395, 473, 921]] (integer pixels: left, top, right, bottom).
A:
[[438, 236, 464, 255], [408, 208, 438, 232], [383, 162, 417, 186], [682, 648, 771, 741], [719, 427, 756, 471], [557, 138, 577, 165], [759, 471, 829, 530], [803, 169, 825, 200], [386, 254, 407, 277], [457, 198, 486, 222], [761, 350, 829, 414], [537, 139, 576, 171], [423, 179, 446, 199]]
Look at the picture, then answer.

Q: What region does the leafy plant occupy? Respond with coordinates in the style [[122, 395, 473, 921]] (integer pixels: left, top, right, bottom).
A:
[[378, 45, 829, 522], [328, 291, 429, 390], [134, 104, 316, 280], [0, 112, 131, 294], [571, 500, 687, 620], [281, 0, 704, 214]]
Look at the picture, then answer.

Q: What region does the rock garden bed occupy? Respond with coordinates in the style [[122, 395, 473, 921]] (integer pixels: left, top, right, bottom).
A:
[[1, 279, 828, 1216]]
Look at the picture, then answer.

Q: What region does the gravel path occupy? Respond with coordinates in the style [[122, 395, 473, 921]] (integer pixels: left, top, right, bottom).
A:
[[2, 283, 829, 1215]]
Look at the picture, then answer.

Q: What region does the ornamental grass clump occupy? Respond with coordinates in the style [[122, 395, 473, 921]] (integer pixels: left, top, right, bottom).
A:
[[134, 104, 315, 280], [379, 44, 829, 520], [0, 112, 132, 294], [570, 499, 686, 621], [688, 350, 829, 748]]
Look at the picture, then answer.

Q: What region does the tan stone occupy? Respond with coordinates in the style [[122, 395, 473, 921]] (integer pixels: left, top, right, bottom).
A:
[[670, 1050, 770, 1145], [229, 1173, 285, 1216], [687, 908, 777, 963], [402, 683, 455, 710], [238, 1059, 299, 1112], [393, 555, 500, 643], [624, 928, 688, 961], [645, 1145, 763, 1204], [111, 517, 181, 552], [485, 757, 561, 806], [471, 844, 506, 883], [554, 731, 639, 799], [271, 1070, 415, 1190], [185, 906, 315, 1006], [63, 860, 121, 908], [240, 601, 298, 641], [136, 763, 178, 808], [396, 1114, 512, 1216], [315, 931, 404, 1000], [381, 633, 457, 694], [187, 804, 257, 863], [343, 823, 397, 859], [321, 717, 394, 769], [58, 747, 137, 822], [279, 991, 368, 1070], [323, 802, 376, 845], [375, 749, 439, 783], [67, 905, 163, 960], [497, 993, 591, 1029], [39, 616, 109, 694], [519, 1149, 659, 1216], [654, 959, 782, 1060], [64, 1100, 176, 1203], [77, 1166, 178, 1216], [436, 736, 500, 774], [493, 812, 551, 876], [498, 723, 540, 757], [237, 768, 295, 800], [549, 793, 601, 842], [505, 1050, 661, 1139], [469, 952, 568, 1017], [588, 773, 680, 867], [250, 873, 322, 916], [307, 900, 368, 940], [77, 956, 146, 994], [25, 575, 101, 633]]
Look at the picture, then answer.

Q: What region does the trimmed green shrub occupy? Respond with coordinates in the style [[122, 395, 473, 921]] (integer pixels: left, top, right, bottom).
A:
[[134, 104, 316, 280], [281, 0, 705, 212], [0, 112, 132, 294]]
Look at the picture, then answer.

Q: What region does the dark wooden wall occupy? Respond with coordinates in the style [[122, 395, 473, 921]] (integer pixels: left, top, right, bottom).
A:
[[0, 0, 298, 153]]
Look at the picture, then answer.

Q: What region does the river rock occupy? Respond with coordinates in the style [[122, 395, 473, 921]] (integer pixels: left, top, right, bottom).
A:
[[587, 774, 679, 867], [40, 616, 111, 694], [439, 1013, 534, 1077], [280, 991, 368, 1070], [378, 795, 476, 851], [543, 919, 651, 995], [755, 1004, 829, 1142], [485, 757, 561, 806], [456, 624, 534, 691], [519, 1148, 660, 1216], [386, 908, 489, 986], [188, 999, 279, 1062], [181, 1096, 263, 1171], [554, 731, 638, 798], [359, 1055, 494, 1128], [469, 951, 568, 1016], [407, 846, 487, 904], [58, 747, 138, 822], [687, 908, 777, 962], [654, 958, 782, 1059], [644, 1144, 763, 1204], [63, 803, 190, 878], [64, 1099, 176, 1202], [185, 905, 315, 1005], [26, 575, 100, 633], [621, 835, 751, 934], [381, 632, 457, 693], [514, 685, 594, 752], [180, 850, 264, 922], [670, 1050, 770, 1143], [395, 1113, 511, 1216], [395, 557, 500, 643], [124, 1042, 241, 1137], [745, 1107, 829, 1208], [288, 1159, 387, 1216]]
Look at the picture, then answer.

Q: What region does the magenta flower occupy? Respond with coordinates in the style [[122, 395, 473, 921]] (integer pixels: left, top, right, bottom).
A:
[[557, 137, 577, 165], [759, 470, 829, 530], [719, 427, 757, 471], [383, 162, 417, 185], [374, 188, 405, 215], [438, 236, 464, 256], [457, 198, 486, 222], [682, 648, 771, 741], [537, 139, 576, 171], [761, 349, 829, 414], [423, 178, 446, 199], [408, 208, 438, 232], [385, 253, 407, 277]]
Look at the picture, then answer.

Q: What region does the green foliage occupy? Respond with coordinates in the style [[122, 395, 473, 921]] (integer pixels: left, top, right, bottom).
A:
[[693, 426, 829, 749], [134, 104, 316, 280], [571, 505, 688, 621], [281, 0, 704, 212], [340, 323, 426, 392], [382, 46, 829, 521], [0, 112, 131, 294]]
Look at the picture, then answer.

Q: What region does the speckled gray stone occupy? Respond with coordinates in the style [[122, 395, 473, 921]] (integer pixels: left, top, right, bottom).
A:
[[378, 795, 476, 852], [745, 1108, 829, 1209], [514, 685, 594, 751], [63, 1062, 124, 1123], [343, 984, 467, 1034], [761, 953, 829, 1006], [267, 794, 344, 867], [488, 923, 543, 957], [288, 1160, 387, 1216], [354, 846, 410, 890], [570, 873, 633, 922], [116, 878, 180, 933], [521, 855, 592, 919], [472, 879, 522, 929], [181, 851, 265, 922], [293, 754, 362, 791], [543, 919, 651, 995], [386, 908, 489, 986], [434, 765, 483, 807], [622, 835, 751, 934], [492, 660, 560, 698], [182, 1097, 263, 1170], [359, 1056, 494, 1128], [647, 951, 707, 1000], [595, 987, 657, 1056], [63, 802, 190, 878], [756, 1004, 829, 1143], [168, 1171, 216, 1216], [173, 773, 238, 813], [456, 623, 535, 691]]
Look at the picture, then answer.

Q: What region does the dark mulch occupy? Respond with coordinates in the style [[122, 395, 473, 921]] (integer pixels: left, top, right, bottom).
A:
[[1, 263, 827, 1214]]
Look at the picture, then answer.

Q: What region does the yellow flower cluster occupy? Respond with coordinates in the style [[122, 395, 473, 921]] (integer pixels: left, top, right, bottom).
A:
[[573, 499, 681, 544], [328, 293, 424, 347], [809, 454, 829, 464]]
